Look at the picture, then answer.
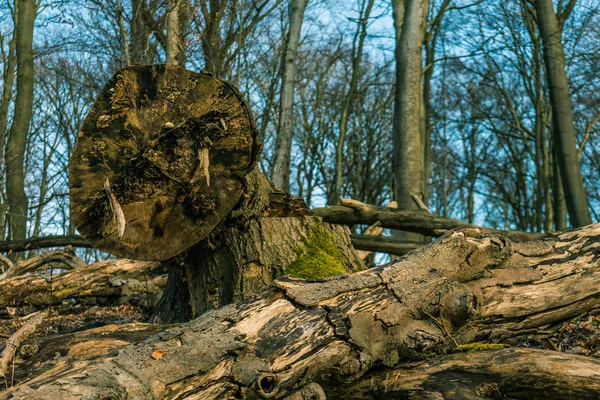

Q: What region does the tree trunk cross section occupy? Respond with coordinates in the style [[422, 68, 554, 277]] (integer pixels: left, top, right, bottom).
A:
[[70, 64, 260, 261]]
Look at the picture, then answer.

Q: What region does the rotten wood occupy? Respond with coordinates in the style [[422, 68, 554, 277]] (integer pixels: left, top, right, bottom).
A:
[[69, 64, 261, 261], [5, 223, 600, 398], [331, 348, 600, 398]]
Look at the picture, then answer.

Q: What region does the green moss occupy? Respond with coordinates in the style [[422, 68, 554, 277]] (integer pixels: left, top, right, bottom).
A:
[[285, 223, 348, 280], [454, 343, 508, 353]]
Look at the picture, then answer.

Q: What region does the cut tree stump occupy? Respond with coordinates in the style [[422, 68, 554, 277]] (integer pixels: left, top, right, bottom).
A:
[[5, 223, 600, 398], [69, 65, 363, 323]]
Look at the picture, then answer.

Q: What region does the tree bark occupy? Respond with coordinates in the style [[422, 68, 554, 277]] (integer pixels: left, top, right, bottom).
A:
[[393, 0, 429, 244], [271, 0, 308, 191], [130, 0, 152, 64], [5, 223, 600, 398], [535, 0, 591, 227], [5, 0, 36, 243], [165, 0, 188, 66], [152, 215, 363, 323]]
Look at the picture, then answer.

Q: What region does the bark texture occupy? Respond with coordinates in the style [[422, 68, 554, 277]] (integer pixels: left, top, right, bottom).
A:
[[153, 215, 363, 323], [5, 0, 36, 242], [165, 0, 188, 65], [6, 223, 600, 398], [392, 0, 429, 244], [535, 0, 591, 227], [271, 0, 308, 191]]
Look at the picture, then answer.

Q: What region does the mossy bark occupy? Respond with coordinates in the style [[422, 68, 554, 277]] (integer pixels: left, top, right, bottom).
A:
[[153, 216, 363, 323]]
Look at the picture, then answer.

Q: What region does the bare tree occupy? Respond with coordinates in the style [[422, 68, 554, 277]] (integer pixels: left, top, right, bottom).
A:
[[329, 0, 374, 205], [271, 0, 308, 191], [5, 0, 36, 242], [392, 0, 429, 240], [535, 0, 591, 227], [166, 0, 189, 65]]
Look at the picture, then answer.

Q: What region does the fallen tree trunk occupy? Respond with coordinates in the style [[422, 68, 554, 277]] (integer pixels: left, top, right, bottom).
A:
[[313, 199, 546, 242], [0, 258, 164, 317], [350, 234, 420, 256], [5, 223, 600, 398], [0, 235, 91, 254], [0, 247, 86, 280]]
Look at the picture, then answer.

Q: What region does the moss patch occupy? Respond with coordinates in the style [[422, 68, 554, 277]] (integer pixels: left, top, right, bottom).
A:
[[285, 223, 348, 280], [454, 343, 508, 353]]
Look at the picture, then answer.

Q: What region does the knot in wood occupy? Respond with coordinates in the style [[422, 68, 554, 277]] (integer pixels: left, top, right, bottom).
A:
[[254, 373, 280, 398], [440, 288, 478, 332]]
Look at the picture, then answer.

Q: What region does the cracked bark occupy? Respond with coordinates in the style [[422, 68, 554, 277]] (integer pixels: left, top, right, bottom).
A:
[[5, 223, 600, 398]]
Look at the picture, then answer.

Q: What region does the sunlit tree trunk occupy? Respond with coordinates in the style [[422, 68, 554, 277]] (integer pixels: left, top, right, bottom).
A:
[[392, 0, 429, 241], [535, 0, 591, 227], [271, 0, 307, 191], [166, 0, 188, 65], [6, 0, 36, 242]]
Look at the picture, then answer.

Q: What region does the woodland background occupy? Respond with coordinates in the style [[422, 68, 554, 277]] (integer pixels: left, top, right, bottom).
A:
[[0, 0, 599, 262]]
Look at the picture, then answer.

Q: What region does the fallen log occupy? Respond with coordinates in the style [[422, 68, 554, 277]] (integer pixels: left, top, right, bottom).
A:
[[0, 258, 164, 316], [330, 348, 600, 398], [0, 248, 86, 280], [313, 198, 546, 242], [0, 235, 91, 254], [350, 234, 420, 256], [4, 223, 600, 398]]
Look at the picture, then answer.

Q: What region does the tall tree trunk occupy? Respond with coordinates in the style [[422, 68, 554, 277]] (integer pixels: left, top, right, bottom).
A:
[[116, 0, 131, 66], [166, 0, 188, 66], [201, 0, 225, 76], [392, 0, 429, 242], [131, 0, 151, 63], [330, 0, 374, 205], [0, 5, 18, 240], [6, 0, 36, 242], [271, 0, 307, 191], [535, 0, 591, 227]]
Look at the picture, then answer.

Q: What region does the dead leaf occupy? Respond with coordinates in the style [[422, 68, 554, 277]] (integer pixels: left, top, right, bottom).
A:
[[151, 350, 167, 360]]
